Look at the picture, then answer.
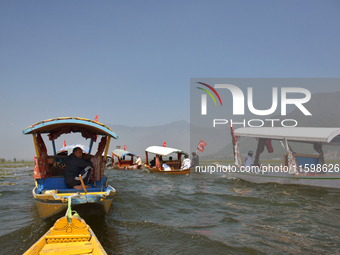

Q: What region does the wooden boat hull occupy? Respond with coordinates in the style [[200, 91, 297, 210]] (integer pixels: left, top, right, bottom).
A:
[[217, 166, 340, 189], [146, 165, 192, 175], [24, 215, 107, 255], [149, 169, 192, 174], [112, 164, 141, 170], [33, 186, 116, 219]]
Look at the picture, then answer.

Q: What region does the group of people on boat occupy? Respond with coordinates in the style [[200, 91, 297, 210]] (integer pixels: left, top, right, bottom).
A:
[[149, 152, 199, 171]]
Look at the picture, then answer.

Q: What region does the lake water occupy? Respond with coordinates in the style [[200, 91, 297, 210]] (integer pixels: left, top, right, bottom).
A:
[[1, 163, 340, 254]]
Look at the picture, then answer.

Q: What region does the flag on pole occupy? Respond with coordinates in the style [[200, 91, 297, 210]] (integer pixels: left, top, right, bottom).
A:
[[197, 140, 207, 152], [93, 115, 99, 142], [124, 145, 127, 150], [63, 140, 66, 147], [163, 142, 166, 147]]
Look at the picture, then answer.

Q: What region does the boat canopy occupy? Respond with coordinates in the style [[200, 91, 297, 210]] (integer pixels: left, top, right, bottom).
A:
[[112, 149, 137, 159], [234, 127, 340, 144], [23, 117, 118, 140], [145, 146, 188, 157]]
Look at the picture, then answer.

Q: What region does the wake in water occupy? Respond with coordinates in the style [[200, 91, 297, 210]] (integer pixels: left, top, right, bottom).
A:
[[1, 165, 340, 254]]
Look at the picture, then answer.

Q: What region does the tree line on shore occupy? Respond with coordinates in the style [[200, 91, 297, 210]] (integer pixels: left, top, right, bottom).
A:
[[0, 158, 25, 163]]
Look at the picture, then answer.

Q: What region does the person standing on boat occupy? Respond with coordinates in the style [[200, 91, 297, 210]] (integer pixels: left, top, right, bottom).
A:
[[64, 147, 93, 190], [135, 155, 142, 169], [191, 152, 199, 169], [181, 155, 191, 170]]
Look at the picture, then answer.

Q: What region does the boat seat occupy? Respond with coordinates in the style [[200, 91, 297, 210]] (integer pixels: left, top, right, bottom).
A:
[[36, 177, 108, 194], [48, 156, 68, 176], [119, 160, 133, 167], [167, 161, 180, 169], [39, 241, 93, 255]]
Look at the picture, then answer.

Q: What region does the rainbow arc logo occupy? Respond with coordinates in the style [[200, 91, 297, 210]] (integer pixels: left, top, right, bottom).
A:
[[196, 82, 222, 115]]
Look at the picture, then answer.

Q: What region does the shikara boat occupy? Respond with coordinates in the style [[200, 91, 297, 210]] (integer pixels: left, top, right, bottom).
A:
[[24, 194, 107, 255], [111, 149, 138, 169], [214, 127, 340, 189], [22, 117, 118, 219], [144, 146, 191, 174]]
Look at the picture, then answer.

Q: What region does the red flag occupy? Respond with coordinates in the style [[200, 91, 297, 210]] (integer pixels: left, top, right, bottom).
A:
[[197, 140, 207, 152], [163, 142, 166, 147], [93, 115, 99, 142], [230, 124, 237, 145], [124, 145, 127, 150], [266, 139, 274, 153], [63, 140, 66, 147]]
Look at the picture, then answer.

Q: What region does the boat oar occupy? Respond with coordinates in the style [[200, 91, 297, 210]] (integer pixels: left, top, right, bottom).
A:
[[79, 174, 88, 194]]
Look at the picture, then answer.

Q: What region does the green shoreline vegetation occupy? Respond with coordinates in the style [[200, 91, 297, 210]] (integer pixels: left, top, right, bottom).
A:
[[0, 162, 35, 168]]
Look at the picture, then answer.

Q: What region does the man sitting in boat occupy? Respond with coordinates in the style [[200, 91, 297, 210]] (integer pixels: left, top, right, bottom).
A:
[[181, 155, 191, 170], [150, 157, 156, 167], [244, 150, 261, 172], [244, 150, 254, 168], [64, 147, 93, 190], [161, 160, 171, 171]]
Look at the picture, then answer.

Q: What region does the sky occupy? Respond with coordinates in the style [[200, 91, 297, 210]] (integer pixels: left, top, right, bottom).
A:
[[1, 0, 340, 160]]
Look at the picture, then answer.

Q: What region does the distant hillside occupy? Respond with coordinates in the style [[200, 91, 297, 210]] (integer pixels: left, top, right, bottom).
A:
[[276, 91, 340, 127], [201, 91, 340, 160], [190, 124, 230, 156]]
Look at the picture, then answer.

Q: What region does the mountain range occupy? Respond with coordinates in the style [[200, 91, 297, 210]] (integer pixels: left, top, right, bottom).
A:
[[14, 91, 340, 161], [107, 91, 340, 161]]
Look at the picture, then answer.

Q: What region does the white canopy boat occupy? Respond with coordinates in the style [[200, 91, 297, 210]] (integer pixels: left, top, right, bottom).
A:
[[144, 146, 191, 174], [214, 127, 340, 189], [111, 149, 138, 169]]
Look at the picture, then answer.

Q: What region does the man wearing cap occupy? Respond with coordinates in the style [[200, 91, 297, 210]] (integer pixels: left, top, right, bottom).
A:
[[135, 155, 142, 169], [244, 150, 254, 168]]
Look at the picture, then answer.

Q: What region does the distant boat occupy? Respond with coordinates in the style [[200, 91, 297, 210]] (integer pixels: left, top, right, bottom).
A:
[[111, 149, 139, 169], [22, 117, 118, 219], [214, 127, 340, 189], [144, 146, 192, 174], [23, 194, 107, 255]]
